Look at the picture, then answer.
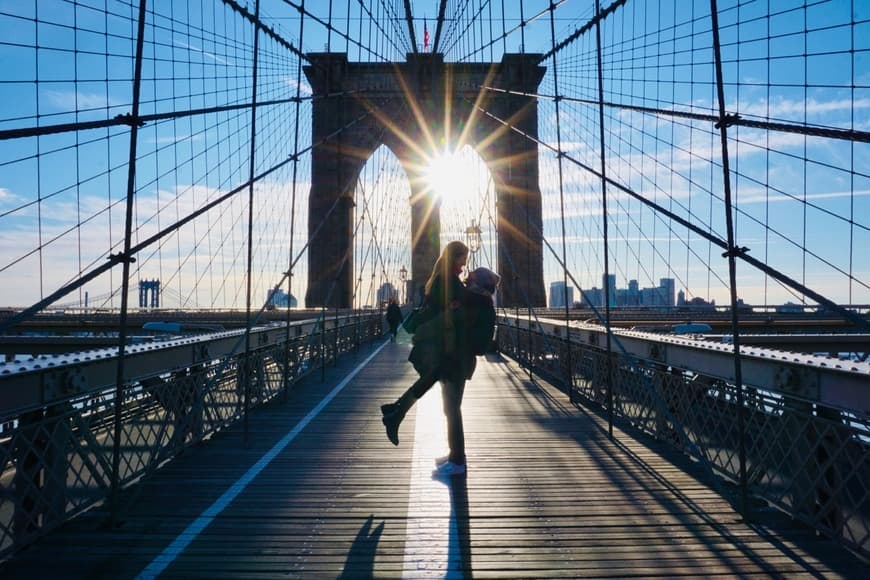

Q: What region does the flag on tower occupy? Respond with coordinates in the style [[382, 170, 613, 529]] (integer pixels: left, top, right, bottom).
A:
[[423, 19, 430, 51]]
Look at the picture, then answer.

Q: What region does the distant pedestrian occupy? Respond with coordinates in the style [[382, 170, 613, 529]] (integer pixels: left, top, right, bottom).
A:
[[385, 296, 402, 342], [380, 240, 498, 478]]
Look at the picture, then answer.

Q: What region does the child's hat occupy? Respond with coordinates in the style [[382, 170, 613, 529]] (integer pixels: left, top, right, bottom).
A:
[[471, 267, 500, 293]]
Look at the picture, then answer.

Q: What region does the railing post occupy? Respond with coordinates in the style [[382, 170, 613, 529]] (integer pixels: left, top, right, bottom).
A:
[[320, 304, 326, 382], [110, 0, 148, 523], [709, 0, 749, 519], [242, 0, 264, 448], [190, 364, 205, 441], [334, 303, 340, 363], [527, 313, 534, 381], [547, 0, 573, 402], [284, 0, 307, 403], [354, 308, 360, 353], [237, 353, 248, 423], [594, 0, 615, 439]]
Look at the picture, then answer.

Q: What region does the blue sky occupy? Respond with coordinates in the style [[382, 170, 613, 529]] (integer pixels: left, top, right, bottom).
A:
[[0, 0, 867, 309]]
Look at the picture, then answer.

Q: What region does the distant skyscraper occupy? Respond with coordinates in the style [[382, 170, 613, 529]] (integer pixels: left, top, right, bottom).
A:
[[603, 274, 616, 306], [589, 275, 675, 309], [549, 281, 574, 308], [581, 287, 603, 307], [377, 282, 397, 305], [640, 287, 657, 306], [627, 279, 639, 306], [660, 278, 675, 307]]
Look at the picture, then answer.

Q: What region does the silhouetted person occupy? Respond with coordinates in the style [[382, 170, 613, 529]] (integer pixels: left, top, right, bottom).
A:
[[380, 241, 498, 477], [385, 297, 402, 342]]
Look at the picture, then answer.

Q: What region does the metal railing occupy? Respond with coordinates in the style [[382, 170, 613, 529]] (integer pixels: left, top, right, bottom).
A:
[[497, 315, 870, 558], [0, 312, 381, 558]]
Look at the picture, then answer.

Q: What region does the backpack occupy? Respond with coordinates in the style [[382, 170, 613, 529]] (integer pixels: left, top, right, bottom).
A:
[[467, 299, 496, 355]]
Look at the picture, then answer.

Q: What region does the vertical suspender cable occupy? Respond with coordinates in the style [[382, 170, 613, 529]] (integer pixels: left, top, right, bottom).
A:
[[357, 1, 363, 60], [519, 0, 533, 380], [243, 0, 263, 447], [500, 0, 507, 55], [284, 0, 306, 403], [594, 0, 615, 438], [709, 0, 748, 519], [345, 0, 351, 54], [849, 0, 855, 304], [487, 0, 494, 61], [519, 0, 526, 52], [110, 0, 148, 522], [548, 1, 573, 401], [327, 0, 333, 52]]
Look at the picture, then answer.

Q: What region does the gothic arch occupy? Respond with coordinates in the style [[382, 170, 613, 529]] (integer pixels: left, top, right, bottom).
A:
[[304, 53, 545, 308]]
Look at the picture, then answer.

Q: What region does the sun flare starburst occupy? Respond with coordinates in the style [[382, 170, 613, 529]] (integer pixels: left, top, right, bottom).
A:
[[423, 150, 481, 205]]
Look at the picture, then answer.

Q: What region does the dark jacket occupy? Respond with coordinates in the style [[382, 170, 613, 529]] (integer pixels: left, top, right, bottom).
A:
[[386, 302, 402, 329], [453, 286, 496, 379], [408, 272, 464, 379], [408, 273, 495, 381]]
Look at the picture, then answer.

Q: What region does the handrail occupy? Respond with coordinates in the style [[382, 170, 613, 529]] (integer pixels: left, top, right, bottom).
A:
[[497, 314, 870, 558], [499, 314, 870, 412], [0, 313, 382, 558]]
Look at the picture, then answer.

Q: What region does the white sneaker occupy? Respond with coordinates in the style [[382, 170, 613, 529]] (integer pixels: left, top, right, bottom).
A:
[[432, 460, 466, 477]]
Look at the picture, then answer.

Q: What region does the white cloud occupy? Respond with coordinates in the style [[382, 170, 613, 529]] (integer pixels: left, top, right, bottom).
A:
[[0, 177, 315, 309], [147, 134, 203, 145], [0, 187, 19, 212], [174, 39, 231, 66], [42, 90, 122, 111], [285, 77, 313, 96], [740, 97, 870, 120], [737, 189, 870, 205]]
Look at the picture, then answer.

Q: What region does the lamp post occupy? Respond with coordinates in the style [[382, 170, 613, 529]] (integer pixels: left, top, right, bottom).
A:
[[465, 219, 482, 269], [399, 265, 407, 304]]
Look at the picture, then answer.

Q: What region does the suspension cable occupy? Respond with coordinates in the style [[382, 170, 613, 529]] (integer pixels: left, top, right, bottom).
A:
[[463, 96, 870, 331]]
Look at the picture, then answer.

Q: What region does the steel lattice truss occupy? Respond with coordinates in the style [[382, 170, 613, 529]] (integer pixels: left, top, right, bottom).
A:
[[0, 314, 381, 557], [498, 315, 869, 557]]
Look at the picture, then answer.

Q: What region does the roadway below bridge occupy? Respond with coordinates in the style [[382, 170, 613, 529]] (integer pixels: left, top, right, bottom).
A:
[[0, 308, 335, 334], [550, 307, 870, 334], [0, 309, 363, 358], [1, 307, 867, 358]]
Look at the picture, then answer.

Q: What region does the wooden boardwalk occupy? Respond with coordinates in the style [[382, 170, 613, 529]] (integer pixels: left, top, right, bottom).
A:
[[1, 335, 866, 578]]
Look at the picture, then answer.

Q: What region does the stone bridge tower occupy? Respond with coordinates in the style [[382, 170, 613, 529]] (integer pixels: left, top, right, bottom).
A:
[[304, 53, 546, 308]]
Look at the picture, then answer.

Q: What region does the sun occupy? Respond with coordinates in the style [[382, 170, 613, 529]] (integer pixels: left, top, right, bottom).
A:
[[423, 150, 479, 206]]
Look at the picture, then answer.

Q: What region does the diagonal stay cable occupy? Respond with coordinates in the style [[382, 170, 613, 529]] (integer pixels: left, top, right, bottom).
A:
[[463, 96, 870, 331], [0, 91, 359, 142], [0, 110, 373, 333], [403, 0, 418, 53], [279, 0, 398, 62], [458, 0, 570, 62], [482, 87, 870, 145], [538, 0, 627, 63], [479, 183, 723, 491]]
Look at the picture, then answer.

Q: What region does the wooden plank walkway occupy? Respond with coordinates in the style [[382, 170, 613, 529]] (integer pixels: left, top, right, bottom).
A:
[[1, 334, 866, 578]]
